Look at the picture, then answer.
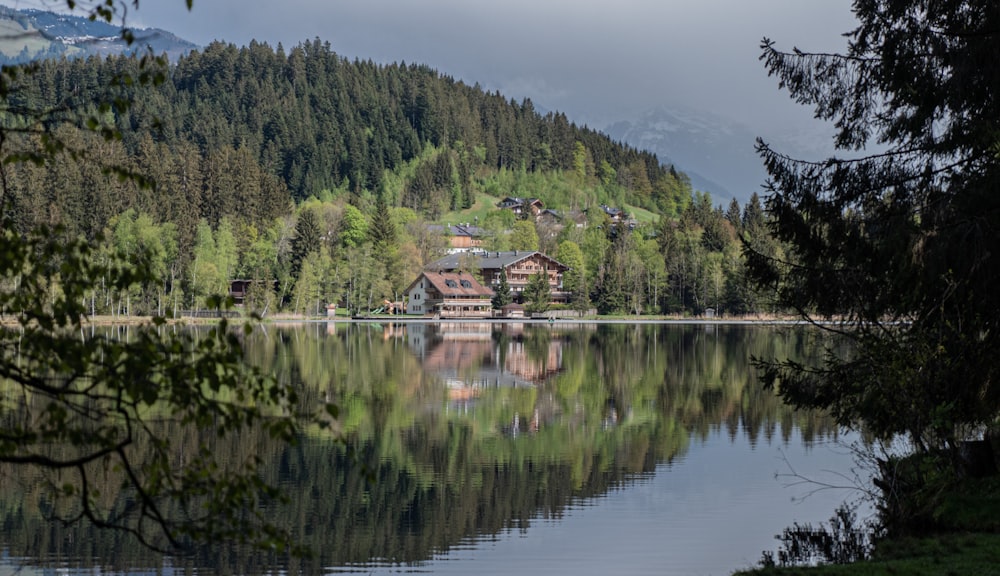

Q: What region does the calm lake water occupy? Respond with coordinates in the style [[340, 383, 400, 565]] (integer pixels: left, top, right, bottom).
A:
[[0, 322, 868, 576]]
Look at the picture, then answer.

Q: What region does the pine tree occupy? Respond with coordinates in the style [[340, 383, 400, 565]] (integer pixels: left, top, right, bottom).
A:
[[492, 270, 513, 309], [369, 193, 397, 248], [750, 1, 1000, 452], [523, 270, 551, 315], [290, 207, 321, 280]]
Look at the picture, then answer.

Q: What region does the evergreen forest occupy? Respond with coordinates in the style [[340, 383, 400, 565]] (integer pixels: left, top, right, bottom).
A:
[[0, 39, 773, 317]]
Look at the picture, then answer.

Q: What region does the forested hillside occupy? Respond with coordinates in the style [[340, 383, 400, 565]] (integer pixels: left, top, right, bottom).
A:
[[0, 39, 771, 317]]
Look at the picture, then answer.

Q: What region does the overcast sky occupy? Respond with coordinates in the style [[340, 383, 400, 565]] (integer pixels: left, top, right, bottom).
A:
[[4, 0, 857, 133]]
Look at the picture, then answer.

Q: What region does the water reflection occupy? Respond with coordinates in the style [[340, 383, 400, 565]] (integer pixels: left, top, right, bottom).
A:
[[0, 322, 850, 575]]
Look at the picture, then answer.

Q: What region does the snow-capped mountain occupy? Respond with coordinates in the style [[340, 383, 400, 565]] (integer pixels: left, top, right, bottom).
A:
[[0, 6, 197, 64]]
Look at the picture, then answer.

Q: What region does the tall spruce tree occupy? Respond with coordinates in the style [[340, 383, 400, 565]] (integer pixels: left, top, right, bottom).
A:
[[369, 193, 397, 248], [523, 270, 551, 315], [290, 207, 321, 281], [748, 1, 1000, 455], [492, 270, 513, 309]]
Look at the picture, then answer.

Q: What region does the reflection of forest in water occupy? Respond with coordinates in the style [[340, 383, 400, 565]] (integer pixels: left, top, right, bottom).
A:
[[0, 322, 842, 574]]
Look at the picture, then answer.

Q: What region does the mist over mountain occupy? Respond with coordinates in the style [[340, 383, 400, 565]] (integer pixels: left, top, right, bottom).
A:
[[0, 6, 197, 64], [605, 106, 836, 206], [0, 5, 841, 212]]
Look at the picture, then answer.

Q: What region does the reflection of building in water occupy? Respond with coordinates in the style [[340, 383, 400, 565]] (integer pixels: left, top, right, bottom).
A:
[[407, 324, 566, 397], [499, 339, 562, 384]]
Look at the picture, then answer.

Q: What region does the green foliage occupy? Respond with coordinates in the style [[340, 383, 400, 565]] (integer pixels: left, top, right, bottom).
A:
[[491, 270, 513, 309], [0, 226, 308, 555], [0, 322, 840, 571], [289, 207, 321, 281], [337, 204, 368, 249], [556, 240, 585, 295], [190, 219, 224, 308], [0, 1, 331, 557], [369, 194, 397, 248], [744, 468, 1000, 576], [509, 220, 539, 251], [522, 270, 551, 315]]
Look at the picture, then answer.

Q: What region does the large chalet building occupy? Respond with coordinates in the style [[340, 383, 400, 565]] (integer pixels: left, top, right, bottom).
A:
[[404, 271, 494, 317], [423, 250, 570, 305]]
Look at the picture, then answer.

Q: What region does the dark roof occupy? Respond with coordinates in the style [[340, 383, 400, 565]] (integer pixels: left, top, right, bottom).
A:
[[497, 197, 544, 208], [426, 250, 569, 273], [427, 224, 485, 237], [406, 271, 494, 297]]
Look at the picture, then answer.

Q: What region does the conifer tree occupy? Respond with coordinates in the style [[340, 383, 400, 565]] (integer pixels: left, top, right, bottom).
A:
[[523, 270, 551, 315], [492, 270, 513, 309], [369, 193, 397, 248], [290, 207, 321, 280], [749, 0, 1000, 453]]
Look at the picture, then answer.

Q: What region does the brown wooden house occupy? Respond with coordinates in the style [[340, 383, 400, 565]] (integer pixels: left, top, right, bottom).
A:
[[428, 223, 486, 253], [404, 271, 495, 317], [425, 250, 570, 304]]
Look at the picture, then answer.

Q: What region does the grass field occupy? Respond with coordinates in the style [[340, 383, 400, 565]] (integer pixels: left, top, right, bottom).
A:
[[736, 472, 1000, 576]]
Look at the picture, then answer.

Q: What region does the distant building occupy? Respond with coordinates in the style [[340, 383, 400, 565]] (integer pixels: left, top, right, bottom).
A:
[[536, 208, 563, 224], [428, 223, 486, 253], [590, 204, 638, 231], [497, 197, 545, 218], [599, 204, 625, 222], [229, 279, 253, 306], [228, 279, 278, 307], [425, 250, 570, 304], [404, 270, 494, 317]]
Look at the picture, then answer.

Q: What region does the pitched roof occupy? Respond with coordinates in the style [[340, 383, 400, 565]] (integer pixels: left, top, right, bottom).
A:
[[496, 197, 544, 208], [425, 250, 569, 272], [427, 224, 485, 237], [406, 271, 494, 297]]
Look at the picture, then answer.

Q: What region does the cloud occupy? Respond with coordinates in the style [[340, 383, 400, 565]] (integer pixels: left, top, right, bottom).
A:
[[2, 0, 856, 133]]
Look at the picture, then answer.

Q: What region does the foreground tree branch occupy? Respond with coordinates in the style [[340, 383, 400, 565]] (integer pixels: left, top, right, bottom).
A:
[[747, 1, 1000, 456], [0, 0, 328, 557]]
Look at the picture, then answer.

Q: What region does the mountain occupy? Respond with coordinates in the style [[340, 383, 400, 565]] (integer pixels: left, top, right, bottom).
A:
[[605, 106, 835, 206], [0, 6, 197, 64]]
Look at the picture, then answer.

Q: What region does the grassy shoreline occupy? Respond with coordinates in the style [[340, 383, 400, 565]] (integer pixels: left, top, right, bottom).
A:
[[736, 467, 1000, 575]]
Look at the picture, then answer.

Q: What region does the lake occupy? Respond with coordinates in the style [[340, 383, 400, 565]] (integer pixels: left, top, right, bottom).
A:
[[0, 321, 869, 575]]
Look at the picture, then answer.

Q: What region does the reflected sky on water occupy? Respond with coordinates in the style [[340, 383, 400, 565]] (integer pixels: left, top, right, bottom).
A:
[[0, 322, 870, 576], [329, 428, 867, 576]]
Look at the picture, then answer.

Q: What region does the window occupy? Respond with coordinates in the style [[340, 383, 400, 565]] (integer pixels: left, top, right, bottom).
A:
[[445, 280, 458, 288], [460, 280, 472, 288]]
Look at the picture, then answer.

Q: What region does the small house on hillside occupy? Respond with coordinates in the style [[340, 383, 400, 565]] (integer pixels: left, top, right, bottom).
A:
[[598, 204, 639, 230], [600, 204, 625, 222], [497, 197, 545, 218], [428, 223, 486, 253], [404, 271, 494, 317]]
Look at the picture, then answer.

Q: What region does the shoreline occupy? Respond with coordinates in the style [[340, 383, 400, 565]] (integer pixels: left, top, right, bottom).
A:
[[94, 314, 814, 326]]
